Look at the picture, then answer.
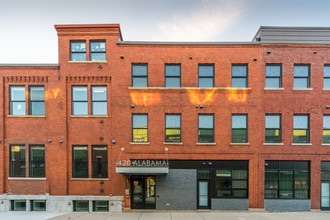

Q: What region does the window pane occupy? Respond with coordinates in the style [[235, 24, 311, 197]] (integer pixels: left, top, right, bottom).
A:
[[10, 86, 26, 115], [133, 115, 148, 142], [232, 65, 247, 76], [324, 65, 330, 88], [72, 86, 88, 115], [294, 65, 309, 77], [294, 78, 308, 88], [73, 102, 88, 115], [30, 87, 44, 101], [232, 115, 247, 128], [30, 145, 45, 177], [265, 78, 280, 88], [132, 64, 147, 76], [199, 115, 214, 143], [73, 86, 87, 101], [92, 86, 107, 116], [199, 78, 214, 88], [266, 65, 281, 77], [166, 78, 180, 87], [199, 65, 214, 87], [165, 114, 181, 142], [10, 145, 26, 177], [294, 115, 308, 128], [70, 41, 86, 61], [73, 146, 88, 178], [165, 64, 180, 76], [232, 78, 247, 88], [266, 115, 280, 128], [30, 86, 45, 115]]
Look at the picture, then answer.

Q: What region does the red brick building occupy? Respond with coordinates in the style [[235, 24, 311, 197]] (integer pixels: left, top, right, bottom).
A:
[[0, 24, 330, 212]]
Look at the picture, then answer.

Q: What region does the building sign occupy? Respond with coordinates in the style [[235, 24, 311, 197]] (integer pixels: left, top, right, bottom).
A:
[[116, 159, 168, 167]]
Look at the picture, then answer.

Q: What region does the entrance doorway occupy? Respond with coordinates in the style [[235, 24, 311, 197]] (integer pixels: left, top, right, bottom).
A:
[[131, 176, 156, 209]]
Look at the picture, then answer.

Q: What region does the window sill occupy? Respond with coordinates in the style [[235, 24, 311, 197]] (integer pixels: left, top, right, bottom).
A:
[[196, 142, 216, 146], [264, 88, 284, 91], [68, 61, 107, 64], [291, 143, 312, 146], [128, 87, 252, 91], [292, 88, 313, 91], [8, 177, 46, 180], [71, 178, 109, 181], [263, 142, 284, 146], [71, 115, 108, 118], [321, 143, 330, 146], [230, 143, 250, 146], [8, 115, 46, 118], [130, 142, 150, 145], [164, 142, 183, 145]]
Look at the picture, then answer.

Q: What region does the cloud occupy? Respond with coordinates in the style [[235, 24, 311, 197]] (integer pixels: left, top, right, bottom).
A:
[[156, 0, 246, 41]]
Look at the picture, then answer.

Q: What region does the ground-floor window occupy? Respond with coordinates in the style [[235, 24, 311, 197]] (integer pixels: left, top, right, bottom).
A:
[[265, 160, 310, 199], [321, 162, 330, 210], [73, 200, 89, 212], [10, 200, 26, 211], [93, 201, 109, 212], [31, 200, 46, 211], [214, 161, 248, 198]]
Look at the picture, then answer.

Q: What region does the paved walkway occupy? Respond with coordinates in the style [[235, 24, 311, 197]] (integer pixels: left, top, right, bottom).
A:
[[1, 211, 330, 220]]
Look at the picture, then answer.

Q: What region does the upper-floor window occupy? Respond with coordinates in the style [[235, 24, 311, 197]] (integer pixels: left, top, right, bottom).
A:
[[165, 114, 181, 142], [293, 114, 310, 143], [72, 145, 88, 178], [10, 144, 45, 178], [132, 64, 148, 87], [294, 64, 310, 88], [265, 114, 281, 143], [72, 85, 107, 116], [265, 64, 282, 88], [323, 115, 330, 144], [232, 114, 248, 143], [10, 85, 45, 116], [165, 64, 181, 87], [92, 145, 108, 178], [70, 41, 86, 61], [90, 41, 106, 61], [324, 65, 330, 89], [198, 64, 214, 87], [198, 114, 214, 143], [132, 114, 148, 142], [232, 64, 248, 88]]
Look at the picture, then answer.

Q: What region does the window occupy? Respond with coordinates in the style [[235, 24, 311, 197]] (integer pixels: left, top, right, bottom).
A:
[[10, 86, 25, 115], [70, 41, 86, 61], [10, 145, 26, 177], [215, 161, 248, 198], [198, 114, 214, 143], [232, 114, 248, 143], [90, 41, 106, 61], [265, 64, 282, 88], [198, 64, 214, 87], [31, 200, 46, 211], [293, 114, 310, 143], [265, 114, 281, 143], [92, 146, 108, 178], [73, 201, 89, 212], [165, 114, 181, 142], [165, 64, 181, 87], [72, 85, 107, 116], [72, 145, 88, 178], [93, 201, 109, 212], [324, 65, 330, 89], [132, 64, 148, 87], [29, 86, 45, 115], [294, 64, 310, 88], [323, 115, 330, 144], [265, 161, 310, 199], [11, 200, 26, 211], [10, 145, 45, 178], [72, 86, 88, 115], [29, 145, 45, 177], [232, 64, 248, 88], [132, 114, 148, 142], [92, 86, 107, 115]]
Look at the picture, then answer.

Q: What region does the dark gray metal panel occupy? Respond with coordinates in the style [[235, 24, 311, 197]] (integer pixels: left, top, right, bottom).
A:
[[265, 199, 311, 211], [156, 169, 196, 210], [211, 198, 248, 210]]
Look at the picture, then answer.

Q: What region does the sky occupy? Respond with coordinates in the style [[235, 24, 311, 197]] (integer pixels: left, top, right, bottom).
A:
[[1, 0, 330, 64]]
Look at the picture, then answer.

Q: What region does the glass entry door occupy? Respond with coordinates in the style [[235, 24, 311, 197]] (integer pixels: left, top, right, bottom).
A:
[[198, 180, 210, 209], [321, 182, 330, 210], [131, 176, 156, 209]]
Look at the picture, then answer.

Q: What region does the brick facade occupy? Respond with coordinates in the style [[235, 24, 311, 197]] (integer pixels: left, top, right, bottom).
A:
[[0, 24, 330, 212]]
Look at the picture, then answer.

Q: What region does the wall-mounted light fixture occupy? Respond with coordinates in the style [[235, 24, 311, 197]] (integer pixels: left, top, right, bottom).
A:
[[199, 104, 204, 108], [48, 139, 52, 143], [112, 139, 116, 144], [326, 105, 330, 109], [120, 55, 124, 59], [189, 56, 193, 60], [266, 50, 271, 54], [253, 57, 257, 61], [59, 140, 63, 144], [131, 104, 135, 108]]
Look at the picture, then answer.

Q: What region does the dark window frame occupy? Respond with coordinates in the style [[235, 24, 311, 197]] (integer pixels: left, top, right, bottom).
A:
[[165, 114, 181, 142], [10, 85, 26, 115], [29, 85, 45, 115], [232, 64, 248, 88], [92, 145, 108, 178], [265, 64, 282, 88], [265, 114, 282, 143], [29, 145, 45, 178], [198, 114, 214, 143], [293, 114, 310, 143], [294, 64, 310, 88], [70, 40, 86, 61], [231, 114, 248, 143], [132, 114, 148, 143], [132, 63, 148, 87], [10, 145, 26, 177], [165, 64, 181, 87], [91, 85, 107, 116], [90, 40, 106, 61], [72, 145, 88, 178], [198, 64, 214, 88], [324, 64, 330, 89], [323, 115, 330, 144]]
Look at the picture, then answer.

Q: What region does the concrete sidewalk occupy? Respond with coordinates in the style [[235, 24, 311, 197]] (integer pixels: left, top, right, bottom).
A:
[[1, 211, 330, 220]]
